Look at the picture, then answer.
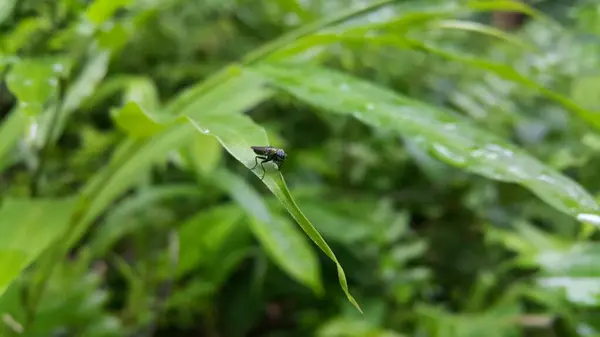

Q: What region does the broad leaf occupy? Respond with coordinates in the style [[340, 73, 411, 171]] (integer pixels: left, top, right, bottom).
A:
[[252, 63, 600, 221], [272, 32, 600, 131], [537, 243, 600, 307], [111, 77, 172, 137], [111, 101, 168, 137], [177, 205, 245, 277], [6, 58, 65, 116], [0, 198, 76, 296], [182, 133, 223, 176]]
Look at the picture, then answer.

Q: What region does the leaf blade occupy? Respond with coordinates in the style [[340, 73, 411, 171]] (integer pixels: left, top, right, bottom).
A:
[[0, 198, 76, 296], [213, 169, 323, 294], [252, 63, 600, 220]]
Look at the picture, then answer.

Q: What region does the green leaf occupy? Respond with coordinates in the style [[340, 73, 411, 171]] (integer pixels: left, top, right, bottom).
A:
[[466, 0, 546, 18], [252, 63, 600, 221], [271, 23, 599, 131], [3, 16, 50, 55], [6, 58, 65, 116], [91, 185, 202, 255], [537, 243, 600, 278], [317, 317, 406, 337], [212, 169, 322, 294], [185, 111, 361, 312], [111, 101, 169, 138], [0, 108, 27, 170], [571, 76, 600, 111], [79, 67, 360, 311], [53, 50, 111, 142], [177, 205, 245, 277], [111, 77, 176, 138], [71, 69, 273, 249], [122, 76, 161, 113], [298, 202, 372, 244], [265, 0, 544, 62], [486, 220, 567, 260], [0, 198, 76, 297], [0, 0, 16, 25], [74, 128, 195, 245], [536, 243, 600, 306], [416, 303, 522, 337], [85, 0, 133, 25], [211, 170, 272, 223], [182, 134, 223, 176], [356, 0, 547, 32], [115, 68, 357, 309], [249, 215, 323, 294], [430, 19, 532, 50], [111, 77, 172, 137]]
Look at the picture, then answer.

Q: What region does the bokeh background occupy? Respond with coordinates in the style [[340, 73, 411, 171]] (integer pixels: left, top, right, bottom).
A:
[[1, 0, 600, 336]]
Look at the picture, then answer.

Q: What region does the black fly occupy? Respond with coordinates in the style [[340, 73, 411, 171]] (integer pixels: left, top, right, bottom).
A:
[[250, 146, 286, 179]]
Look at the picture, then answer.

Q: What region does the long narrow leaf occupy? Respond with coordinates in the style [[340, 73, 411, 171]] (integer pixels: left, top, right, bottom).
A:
[[106, 69, 359, 310], [185, 112, 361, 311], [271, 32, 600, 131]]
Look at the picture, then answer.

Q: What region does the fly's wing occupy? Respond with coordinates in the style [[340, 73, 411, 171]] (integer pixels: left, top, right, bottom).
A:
[[251, 146, 273, 156]]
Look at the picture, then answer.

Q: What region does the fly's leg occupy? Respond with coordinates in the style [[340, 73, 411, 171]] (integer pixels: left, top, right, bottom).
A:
[[250, 155, 267, 170], [251, 155, 271, 179], [258, 158, 270, 180]]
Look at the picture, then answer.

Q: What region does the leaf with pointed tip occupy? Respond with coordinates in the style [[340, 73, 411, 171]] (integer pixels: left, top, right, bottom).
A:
[[78, 68, 361, 312], [212, 169, 323, 294], [111, 101, 169, 138], [184, 110, 361, 311], [111, 76, 172, 138]]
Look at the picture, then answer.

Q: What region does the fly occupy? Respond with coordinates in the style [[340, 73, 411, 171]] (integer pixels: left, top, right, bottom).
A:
[[250, 146, 286, 179]]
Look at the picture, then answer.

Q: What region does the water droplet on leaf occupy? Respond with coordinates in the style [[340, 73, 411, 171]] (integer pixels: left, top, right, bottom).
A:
[[577, 213, 600, 227]]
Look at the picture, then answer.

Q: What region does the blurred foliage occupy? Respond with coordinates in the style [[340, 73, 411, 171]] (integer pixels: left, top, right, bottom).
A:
[[1, 0, 600, 336]]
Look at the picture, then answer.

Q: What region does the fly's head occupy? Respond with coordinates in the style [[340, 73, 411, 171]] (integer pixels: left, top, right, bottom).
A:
[[274, 148, 286, 168]]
